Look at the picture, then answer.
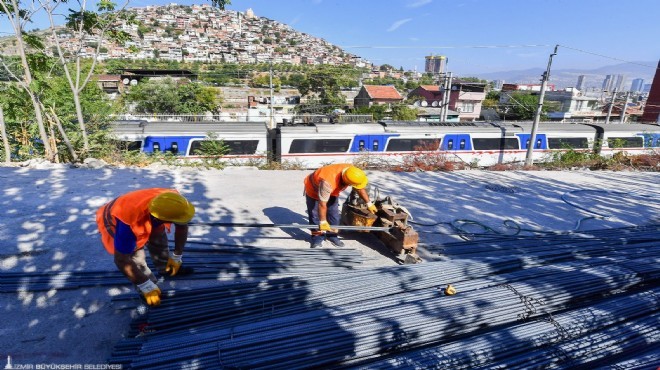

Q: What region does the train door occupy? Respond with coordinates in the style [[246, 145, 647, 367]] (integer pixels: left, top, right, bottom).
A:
[[441, 134, 471, 151], [350, 135, 388, 152], [442, 134, 472, 163], [144, 136, 191, 155], [517, 134, 547, 150]]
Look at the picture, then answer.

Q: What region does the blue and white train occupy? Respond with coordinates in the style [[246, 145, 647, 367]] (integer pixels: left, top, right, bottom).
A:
[[109, 120, 660, 168]]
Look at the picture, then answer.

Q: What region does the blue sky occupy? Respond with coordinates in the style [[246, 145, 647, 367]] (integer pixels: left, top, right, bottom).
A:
[[3, 0, 659, 75]]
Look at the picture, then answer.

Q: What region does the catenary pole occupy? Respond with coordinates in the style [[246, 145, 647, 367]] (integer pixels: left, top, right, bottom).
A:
[[524, 45, 558, 167], [619, 91, 630, 124], [269, 60, 275, 129], [605, 88, 617, 124]]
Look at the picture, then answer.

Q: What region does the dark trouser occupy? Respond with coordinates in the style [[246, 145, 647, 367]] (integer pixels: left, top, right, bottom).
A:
[[306, 194, 340, 238], [127, 228, 170, 285]]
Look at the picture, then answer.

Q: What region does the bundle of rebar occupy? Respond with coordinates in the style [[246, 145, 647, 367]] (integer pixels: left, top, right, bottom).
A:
[[0, 246, 369, 293], [107, 254, 660, 368]]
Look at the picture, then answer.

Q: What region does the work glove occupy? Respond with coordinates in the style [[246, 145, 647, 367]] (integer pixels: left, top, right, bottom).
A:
[[319, 221, 338, 234], [319, 220, 332, 232], [165, 253, 183, 276], [366, 202, 377, 214], [137, 280, 162, 306]]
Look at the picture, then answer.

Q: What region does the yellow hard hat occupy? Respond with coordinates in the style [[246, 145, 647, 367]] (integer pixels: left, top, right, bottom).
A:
[[149, 192, 195, 224], [342, 166, 368, 189]]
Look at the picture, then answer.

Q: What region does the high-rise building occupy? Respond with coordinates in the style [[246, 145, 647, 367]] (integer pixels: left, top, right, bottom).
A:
[[492, 80, 504, 90], [602, 75, 614, 91], [425, 55, 447, 74], [614, 74, 626, 91], [631, 78, 644, 93], [576, 75, 586, 90], [641, 60, 660, 122]]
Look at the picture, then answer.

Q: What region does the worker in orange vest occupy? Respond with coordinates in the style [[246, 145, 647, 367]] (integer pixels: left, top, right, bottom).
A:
[[304, 164, 377, 248], [96, 188, 195, 306]]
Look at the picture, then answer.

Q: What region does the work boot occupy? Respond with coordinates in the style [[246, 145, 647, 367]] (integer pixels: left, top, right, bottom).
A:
[[310, 235, 324, 249], [326, 235, 345, 248]]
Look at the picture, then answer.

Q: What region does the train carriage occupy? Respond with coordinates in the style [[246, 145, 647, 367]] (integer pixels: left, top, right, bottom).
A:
[[586, 123, 660, 156], [109, 119, 660, 169], [110, 121, 270, 163], [510, 122, 598, 163]]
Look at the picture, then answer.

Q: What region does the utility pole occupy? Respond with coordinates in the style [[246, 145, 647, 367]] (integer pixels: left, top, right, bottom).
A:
[[604, 88, 617, 124], [441, 72, 452, 122], [525, 44, 558, 167], [619, 91, 630, 124], [269, 60, 275, 129]]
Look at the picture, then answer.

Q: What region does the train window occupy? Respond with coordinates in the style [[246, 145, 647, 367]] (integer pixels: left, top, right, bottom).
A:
[[171, 142, 179, 154], [359, 140, 366, 151], [647, 137, 654, 147], [190, 140, 259, 155], [114, 140, 141, 151], [447, 139, 454, 150], [152, 142, 161, 152], [386, 138, 440, 152], [536, 139, 542, 149], [372, 140, 379, 151], [547, 137, 589, 149], [473, 138, 519, 150], [289, 139, 351, 153], [459, 139, 466, 150], [607, 137, 643, 148]]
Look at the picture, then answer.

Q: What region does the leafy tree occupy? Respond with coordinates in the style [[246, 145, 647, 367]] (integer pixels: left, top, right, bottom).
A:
[[297, 66, 357, 113], [392, 105, 418, 121], [123, 78, 220, 114], [507, 93, 543, 120], [483, 91, 500, 109]]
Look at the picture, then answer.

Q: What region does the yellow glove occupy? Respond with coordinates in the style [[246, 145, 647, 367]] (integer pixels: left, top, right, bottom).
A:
[[366, 202, 377, 214], [137, 280, 162, 306], [166, 253, 183, 276], [319, 220, 332, 232]]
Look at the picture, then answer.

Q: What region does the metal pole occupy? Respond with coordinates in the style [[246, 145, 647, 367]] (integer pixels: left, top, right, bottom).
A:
[[440, 72, 452, 122], [189, 222, 392, 232], [619, 91, 630, 124], [604, 88, 617, 124], [269, 61, 275, 129], [524, 45, 558, 167]]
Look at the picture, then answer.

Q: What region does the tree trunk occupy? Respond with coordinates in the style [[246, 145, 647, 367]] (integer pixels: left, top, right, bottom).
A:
[[1, 0, 55, 161], [0, 106, 11, 163], [48, 106, 79, 162]]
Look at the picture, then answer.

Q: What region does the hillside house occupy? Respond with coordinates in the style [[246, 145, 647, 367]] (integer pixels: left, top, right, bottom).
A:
[[408, 81, 486, 121], [353, 85, 403, 108]]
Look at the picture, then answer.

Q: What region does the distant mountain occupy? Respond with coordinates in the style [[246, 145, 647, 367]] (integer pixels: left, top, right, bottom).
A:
[[472, 61, 657, 90]]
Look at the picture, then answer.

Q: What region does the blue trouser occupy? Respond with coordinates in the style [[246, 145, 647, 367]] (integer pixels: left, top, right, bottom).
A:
[[306, 194, 339, 238]]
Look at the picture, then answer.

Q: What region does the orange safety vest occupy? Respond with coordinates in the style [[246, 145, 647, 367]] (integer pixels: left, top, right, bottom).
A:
[[96, 188, 175, 254], [304, 163, 351, 200]]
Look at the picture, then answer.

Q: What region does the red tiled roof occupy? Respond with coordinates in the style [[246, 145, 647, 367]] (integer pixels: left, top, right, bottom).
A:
[[419, 85, 441, 92], [363, 85, 402, 100]]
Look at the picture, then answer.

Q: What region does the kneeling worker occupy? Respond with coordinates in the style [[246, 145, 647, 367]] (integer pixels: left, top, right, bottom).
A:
[[304, 164, 377, 248], [96, 188, 195, 306]]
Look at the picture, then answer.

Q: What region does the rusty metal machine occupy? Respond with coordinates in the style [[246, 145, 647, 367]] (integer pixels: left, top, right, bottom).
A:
[[341, 188, 421, 264]]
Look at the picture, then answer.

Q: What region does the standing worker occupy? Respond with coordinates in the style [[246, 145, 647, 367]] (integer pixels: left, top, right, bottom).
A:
[[304, 164, 377, 248], [96, 188, 195, 306]]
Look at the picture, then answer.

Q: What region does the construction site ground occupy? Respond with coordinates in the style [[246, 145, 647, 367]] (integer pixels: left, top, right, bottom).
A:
[[0, 162, 658, 366]]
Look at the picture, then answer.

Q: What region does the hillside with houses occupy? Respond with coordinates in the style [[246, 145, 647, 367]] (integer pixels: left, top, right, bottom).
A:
[[0, 4, 370, 68]]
